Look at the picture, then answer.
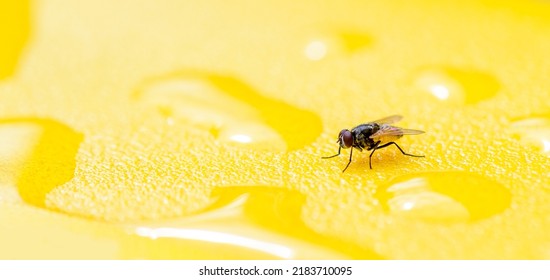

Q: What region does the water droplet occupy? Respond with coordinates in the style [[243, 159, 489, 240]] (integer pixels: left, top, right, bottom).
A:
[[0, 118, 83, 207], [0, 202, 120, 258], [0, 1, 30, 79], [304, 31, 372, 61], [214, 122, 287, 151], [229, 134, 252, 144], [413, 67, 501, 105], [376, 172, 511, 223], [123, 186, 379, 259], [339, 31, 373, 52], [134, 71, 321, 151], [509, 117, 550, 155], [304, 40, 328, 61]]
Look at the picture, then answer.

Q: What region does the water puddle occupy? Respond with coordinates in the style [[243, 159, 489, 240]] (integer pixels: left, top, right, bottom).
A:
[[134, 71, 322, 151], [376, 172, 512, 223]]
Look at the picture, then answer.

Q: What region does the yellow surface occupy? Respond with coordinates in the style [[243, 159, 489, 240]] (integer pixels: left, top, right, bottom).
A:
[[1, 0, 550, 259]]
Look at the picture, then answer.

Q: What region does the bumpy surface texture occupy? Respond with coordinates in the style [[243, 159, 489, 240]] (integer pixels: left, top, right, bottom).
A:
[[1, 0, 550, 259]]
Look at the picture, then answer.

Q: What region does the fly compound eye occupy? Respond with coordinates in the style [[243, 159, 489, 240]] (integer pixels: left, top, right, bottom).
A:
[[337, 129, 347, 143], [340, 129, 353, 148]]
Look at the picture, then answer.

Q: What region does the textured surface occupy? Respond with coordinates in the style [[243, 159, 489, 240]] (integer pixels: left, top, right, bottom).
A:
[[1, 0, 550, 259]]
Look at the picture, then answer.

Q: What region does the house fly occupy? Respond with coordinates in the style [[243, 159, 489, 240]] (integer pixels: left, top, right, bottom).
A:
[[323, 115, 425, 172]]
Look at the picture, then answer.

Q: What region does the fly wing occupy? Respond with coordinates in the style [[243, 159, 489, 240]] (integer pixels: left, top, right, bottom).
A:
[[369, 125, 424, 141], [398, 128, 425, 135], [371, 115, 403, 125]]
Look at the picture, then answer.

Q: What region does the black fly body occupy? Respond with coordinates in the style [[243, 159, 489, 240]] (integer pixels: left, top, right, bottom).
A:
[[323, 115, 425, 172]]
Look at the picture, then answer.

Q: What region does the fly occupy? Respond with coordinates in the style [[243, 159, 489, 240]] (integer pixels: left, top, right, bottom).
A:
[[322, 115, 425, 172]]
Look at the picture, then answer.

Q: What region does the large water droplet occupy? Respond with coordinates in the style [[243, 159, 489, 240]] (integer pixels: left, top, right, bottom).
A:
[[123, 186, 378, 259], [509, 117, 550, 155], [134, 71, 321, 151], [376, 172, 511, 223], [0, 203, 120, 258], [0, 118, 83, 207], [413, 67, 500, 105]]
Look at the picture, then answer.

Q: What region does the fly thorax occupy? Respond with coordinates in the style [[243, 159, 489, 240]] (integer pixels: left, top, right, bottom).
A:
[[352, 123, 379, 149]]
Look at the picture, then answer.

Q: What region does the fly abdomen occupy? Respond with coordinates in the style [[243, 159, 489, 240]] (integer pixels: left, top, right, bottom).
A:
[[351, 123, 379, 150]]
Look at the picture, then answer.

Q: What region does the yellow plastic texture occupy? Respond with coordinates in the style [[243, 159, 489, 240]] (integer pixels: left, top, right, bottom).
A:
[[1, 0, 550, 259]]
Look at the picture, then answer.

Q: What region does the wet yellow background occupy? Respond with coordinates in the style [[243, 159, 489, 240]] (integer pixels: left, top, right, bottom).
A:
[[1, 0, 550, 259]]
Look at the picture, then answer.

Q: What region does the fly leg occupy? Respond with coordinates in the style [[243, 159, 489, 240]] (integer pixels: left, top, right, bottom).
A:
[[368, 141, 381, 169], [322, 146, 353, 173], [372, 141, 424, 169], [341, 147, 353, 173], [322, 146, 341, 159], [377, 142, 424, 157]]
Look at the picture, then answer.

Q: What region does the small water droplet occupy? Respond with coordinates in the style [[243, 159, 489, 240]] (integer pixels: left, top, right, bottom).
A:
[[165, 117, 175, 126], [304, 30, 372, 61], [0, 118, 83, 207], [229, 134, 252, 143], [376, 172, 511, 223], [123, 186, 379, 259], [414, 67, 501, 105], [134, 71, 321, 151], [304, 40, 328, 61], [339, 31, 373, 52], [509, 117, 550, 155]]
